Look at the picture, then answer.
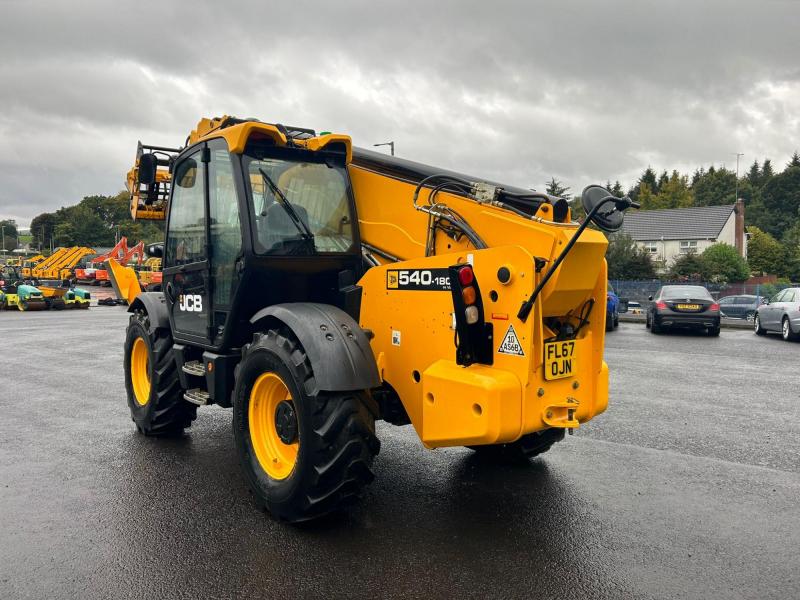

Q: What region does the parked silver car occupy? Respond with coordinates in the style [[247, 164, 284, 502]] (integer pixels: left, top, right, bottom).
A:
[[754, 287, 800, 341]]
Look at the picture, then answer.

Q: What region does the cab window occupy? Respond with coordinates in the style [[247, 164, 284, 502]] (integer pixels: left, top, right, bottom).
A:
[[166, 152, 206, 267]]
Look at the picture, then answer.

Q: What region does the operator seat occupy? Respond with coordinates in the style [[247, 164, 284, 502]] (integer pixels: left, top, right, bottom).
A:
[[262, 201, 311, 250]]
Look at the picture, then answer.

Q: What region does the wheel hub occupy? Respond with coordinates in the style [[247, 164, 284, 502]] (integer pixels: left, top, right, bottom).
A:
[[275, 400, 298, 444]]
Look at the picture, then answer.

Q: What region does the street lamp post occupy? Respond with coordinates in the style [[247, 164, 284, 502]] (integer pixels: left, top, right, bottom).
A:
[[1, 226, 5, 254], [373, 141, 395, 156]]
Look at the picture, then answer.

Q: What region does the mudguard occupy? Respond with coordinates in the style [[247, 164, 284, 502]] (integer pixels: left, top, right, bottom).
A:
[[250, 303, 381, 393], [128, 292, 169, 331]]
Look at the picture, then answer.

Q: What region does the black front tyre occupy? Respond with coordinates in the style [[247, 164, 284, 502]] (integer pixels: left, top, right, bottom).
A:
[[123, 310, 197, 435], [233, 329, 380, 523]]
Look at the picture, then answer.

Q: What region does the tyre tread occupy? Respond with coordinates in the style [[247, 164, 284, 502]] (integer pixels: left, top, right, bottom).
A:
[[126, 309, 197, 435], [237, 328, 379, 522]]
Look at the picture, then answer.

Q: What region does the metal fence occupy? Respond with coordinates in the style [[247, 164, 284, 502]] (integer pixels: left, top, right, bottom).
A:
[[609, 279, 797, 305]]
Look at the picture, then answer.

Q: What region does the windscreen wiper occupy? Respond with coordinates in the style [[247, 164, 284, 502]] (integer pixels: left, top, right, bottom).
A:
[[258, 168, 315, 243]]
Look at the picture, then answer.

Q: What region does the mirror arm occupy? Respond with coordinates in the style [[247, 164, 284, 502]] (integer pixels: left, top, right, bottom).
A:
[[517, 196, 632, 322]]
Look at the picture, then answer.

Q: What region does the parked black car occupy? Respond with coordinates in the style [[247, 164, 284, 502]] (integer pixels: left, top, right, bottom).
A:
[[717, 294, 765, 321], [646, 285, 721, 336]]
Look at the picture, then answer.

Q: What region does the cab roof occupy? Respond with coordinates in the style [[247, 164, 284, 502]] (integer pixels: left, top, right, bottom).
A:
[[188, 116, 352, 163]]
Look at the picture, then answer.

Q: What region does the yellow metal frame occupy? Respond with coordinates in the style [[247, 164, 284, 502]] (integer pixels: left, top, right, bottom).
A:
[[31, 247, 94, 280], [351, 163, 610, 448], [122, 113, 614, 450], [128, 115, 353, 222], [107, 258, 142, 304]]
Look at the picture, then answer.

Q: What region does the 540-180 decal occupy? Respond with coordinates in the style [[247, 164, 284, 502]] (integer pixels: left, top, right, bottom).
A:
[[386, 269, 451, 291]]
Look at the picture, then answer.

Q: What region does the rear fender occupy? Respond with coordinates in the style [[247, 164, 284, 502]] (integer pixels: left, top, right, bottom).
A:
[[250, 303, 380, 393], [128, 292, 169, 333]]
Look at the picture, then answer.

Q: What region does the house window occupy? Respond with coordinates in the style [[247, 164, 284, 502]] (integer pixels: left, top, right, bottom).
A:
[[679, 240, 698, 254], [643, 242, 659, 254]]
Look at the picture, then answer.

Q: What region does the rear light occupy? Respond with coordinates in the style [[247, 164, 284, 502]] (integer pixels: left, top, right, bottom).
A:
[[448, 264, 492, 366], [656, 301, 667, 310], [710, 303, 720, 311], [461, 286, 477, 305]]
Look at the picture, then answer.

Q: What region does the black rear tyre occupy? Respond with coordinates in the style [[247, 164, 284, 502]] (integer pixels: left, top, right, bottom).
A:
[[123, 309, 197, 435], [233, 329, 380, 523], [469, 428, 565, 463]]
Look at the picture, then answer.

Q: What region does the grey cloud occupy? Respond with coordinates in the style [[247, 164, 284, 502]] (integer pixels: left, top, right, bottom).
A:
[[1, 0, 799, 225]]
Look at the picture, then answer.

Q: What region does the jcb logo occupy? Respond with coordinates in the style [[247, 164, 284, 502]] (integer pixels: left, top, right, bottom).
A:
[[178, 294, 203, 312]]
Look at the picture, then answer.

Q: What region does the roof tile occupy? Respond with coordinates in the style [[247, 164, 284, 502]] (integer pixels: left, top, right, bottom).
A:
[[620, 204, 735, 241]]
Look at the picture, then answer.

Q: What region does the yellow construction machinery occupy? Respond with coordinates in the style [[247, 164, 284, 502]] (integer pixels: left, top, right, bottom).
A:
[[20, 255, 45, 278], [32, 247, 94, 281], [120, 115, 637, 522]]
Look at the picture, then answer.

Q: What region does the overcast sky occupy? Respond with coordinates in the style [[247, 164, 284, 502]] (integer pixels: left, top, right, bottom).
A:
[[1, 0, 799, 227]]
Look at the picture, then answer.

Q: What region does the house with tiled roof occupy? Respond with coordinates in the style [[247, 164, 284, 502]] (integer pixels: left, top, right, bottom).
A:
[[619, 199, 746, 271]]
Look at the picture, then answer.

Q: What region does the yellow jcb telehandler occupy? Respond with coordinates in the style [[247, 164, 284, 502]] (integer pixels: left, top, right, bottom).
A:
[[121, 115, 637, 522]]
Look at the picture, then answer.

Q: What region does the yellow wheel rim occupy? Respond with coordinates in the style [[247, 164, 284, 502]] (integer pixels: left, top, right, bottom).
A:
[[131, 337, 151, 406], [249, 372, 299, 480]]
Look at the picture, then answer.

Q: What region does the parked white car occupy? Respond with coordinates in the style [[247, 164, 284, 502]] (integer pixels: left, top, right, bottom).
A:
[[754, 288, 800, 341]]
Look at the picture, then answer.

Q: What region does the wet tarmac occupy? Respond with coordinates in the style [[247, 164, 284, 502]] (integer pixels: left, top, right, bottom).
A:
[[1, 310, 798, 599]]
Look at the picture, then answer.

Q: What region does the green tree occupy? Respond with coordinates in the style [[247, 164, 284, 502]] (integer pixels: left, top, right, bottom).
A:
[[693, 166, 736, 206], [669, 252, 705, 280], [53, 221, 77, 246], [700, 243, 750, 283], [761, 159, 774, 184], [788, 151, 800, 169], [0, 219, 19, 251], [759, 166, 800, 238], [569, 196, 586, 222], [630, 167, 657, 202], [747, 226, 784, 275], [653, 171, 693, 209], [30, 212, 57, 250], [606, 233, 657, 280], [635, 182, 659, 210], [545, 177, 571, 198], [780, 222, 800, 281], [604, 181, 625, 197], [656, 170, 669, 194], [746, 160, 760, 186]]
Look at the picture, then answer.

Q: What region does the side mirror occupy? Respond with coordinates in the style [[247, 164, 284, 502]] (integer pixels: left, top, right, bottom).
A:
[[648, 295, 654, 301], [146, 243, 164, 258], [581, 185, 638, 232], [138, 153, 158, 186]]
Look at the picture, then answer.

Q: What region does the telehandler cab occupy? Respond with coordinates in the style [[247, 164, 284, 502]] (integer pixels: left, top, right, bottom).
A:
[[122, 116, 637, 522]]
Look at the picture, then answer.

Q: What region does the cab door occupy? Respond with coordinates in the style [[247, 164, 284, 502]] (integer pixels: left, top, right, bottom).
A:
[[163, 147, 211, 343]]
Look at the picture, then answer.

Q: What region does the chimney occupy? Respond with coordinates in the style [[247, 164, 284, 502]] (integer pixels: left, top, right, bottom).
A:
[[734, 198, 745, 257]]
